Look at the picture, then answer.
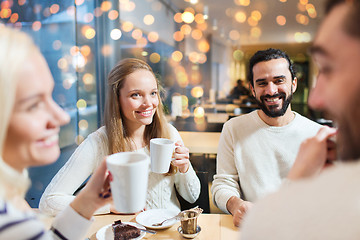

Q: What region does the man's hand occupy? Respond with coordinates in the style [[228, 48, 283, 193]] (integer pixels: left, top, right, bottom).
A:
[[288, 126, 337, 180], [226, 196, 253, 227]]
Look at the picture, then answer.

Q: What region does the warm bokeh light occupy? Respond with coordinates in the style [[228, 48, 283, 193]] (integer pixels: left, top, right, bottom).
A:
[[132, 29, 143, 40], [50, 4, 60, 14], [197, 22, 208, 31], [276, 15, 286, 26], [77, 99, 87, 109], [101, 1, 112, 12], [194, 13, 205, 24], [296, 14, 309, 25], [57, 58, 68, 70], [173, 31, 184, 41], [94, 7, 103, 17], [122, 21, 134, 32], [235, 0, 250, 6], [83, 73, 94, 85], [297, 2, 306, 12], [176, 71, 189, 88], [189, 52, 200, 63], [198, 40, 210, 53], [174, 12, 183, 23], [101, 44, 113, 56], [172, 51, 183, 62], [1, 0, 10, 9], [294, 32, 311, 42], [247, 16, 258, 27], [75, 0, 84, 6], [136, 37, 148, 48], [300, 0, 308, 5], [149, 53, 161, 63], [110, 28, 122, 40], [229, 30, 240, 41], [191, 86, 204, 98], [79, 119, 89, 130], [147, 31, 159, 42], [194, 106, 205, 118], [235, 11, 246, 23], [233, 49, 244, 61], [32, 21, 41, 31], [1, 9, 11, 19], [83, 26, 96, 39], [251, 27, 262, 38], [181, 95, 189, 109], [10, 13, 18, 23], [181, 24, 192, 35], [182, 11, 195, 24], [191, 29, 202, 40], [144, 14, 155, 25], [108, 10, 119, 20], [62, 78, 74, 90], [279, 0, 287, 2], [306, 4, 317, 18], [70, 46, 80, 56], [198, 53, 207, 64], [251, 10, 262, 21], [184, 7, 195, 14]]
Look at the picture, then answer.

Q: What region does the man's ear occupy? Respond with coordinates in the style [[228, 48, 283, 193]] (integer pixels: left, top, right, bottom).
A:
[[250, 83, 255, 97], [292, 77, 298, 93]]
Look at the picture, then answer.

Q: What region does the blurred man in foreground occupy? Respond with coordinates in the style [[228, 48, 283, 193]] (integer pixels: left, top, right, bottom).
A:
[[241, 0, 360, 239]]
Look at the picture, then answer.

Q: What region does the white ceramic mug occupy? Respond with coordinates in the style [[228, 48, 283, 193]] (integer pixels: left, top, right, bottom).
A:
[[150, 138, 177, 173], [106, 152, 149, 213]]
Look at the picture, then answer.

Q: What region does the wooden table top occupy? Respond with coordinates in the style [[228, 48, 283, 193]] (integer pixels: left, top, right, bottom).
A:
[[38, 212, 240, 239]]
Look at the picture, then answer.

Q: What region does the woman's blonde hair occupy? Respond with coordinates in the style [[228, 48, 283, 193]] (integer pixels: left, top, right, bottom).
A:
[[104, 58, 170, 151], [0, 26, 38, 200]]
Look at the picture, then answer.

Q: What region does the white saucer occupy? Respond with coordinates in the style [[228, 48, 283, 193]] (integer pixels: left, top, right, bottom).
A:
[[96, 222, 146, 240], [136, 209, 180, 230]]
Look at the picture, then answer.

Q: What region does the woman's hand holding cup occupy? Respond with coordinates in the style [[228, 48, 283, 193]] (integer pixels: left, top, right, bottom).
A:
[[171, 141, 190, 173]]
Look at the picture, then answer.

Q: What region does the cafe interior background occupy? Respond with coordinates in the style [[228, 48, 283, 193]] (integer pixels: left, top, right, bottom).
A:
[[0, 0, 326, 212]]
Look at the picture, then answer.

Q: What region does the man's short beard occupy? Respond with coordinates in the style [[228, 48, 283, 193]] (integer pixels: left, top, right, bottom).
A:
[[255, 92, 293, 118]]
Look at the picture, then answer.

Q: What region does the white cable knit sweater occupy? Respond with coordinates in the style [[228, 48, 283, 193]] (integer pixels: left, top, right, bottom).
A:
[[211, 110, 322, 213], [39, 124, 200, 216]]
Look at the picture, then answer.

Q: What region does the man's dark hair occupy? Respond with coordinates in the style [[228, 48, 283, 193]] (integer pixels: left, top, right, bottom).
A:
[[248, 48, 295, 87], [325, 0, 360, 38]]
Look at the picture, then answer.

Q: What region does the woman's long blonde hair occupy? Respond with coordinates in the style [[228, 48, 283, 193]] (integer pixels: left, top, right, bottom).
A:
[[104, 58, 170, 153], [0, 26, 37, 199]]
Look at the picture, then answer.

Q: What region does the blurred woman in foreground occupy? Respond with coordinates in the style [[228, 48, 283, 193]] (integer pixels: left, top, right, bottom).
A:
[[0, 26, 112, 239]]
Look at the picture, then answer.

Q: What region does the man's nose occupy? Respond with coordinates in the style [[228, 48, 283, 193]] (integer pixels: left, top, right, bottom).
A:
[[265, 82, 278, 95], [308, 78, 326, 110]]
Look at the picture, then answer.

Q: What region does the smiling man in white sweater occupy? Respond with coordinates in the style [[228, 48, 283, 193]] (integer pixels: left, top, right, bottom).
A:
[[211, 48, 322, 227]]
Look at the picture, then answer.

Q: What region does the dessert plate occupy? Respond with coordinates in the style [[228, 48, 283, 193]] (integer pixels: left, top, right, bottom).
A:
[[136, 209, 180, 230], [96, 222, 146, 240]]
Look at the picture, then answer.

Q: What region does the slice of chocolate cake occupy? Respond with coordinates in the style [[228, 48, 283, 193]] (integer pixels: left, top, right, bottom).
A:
[[112, 220, 141, 240]]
